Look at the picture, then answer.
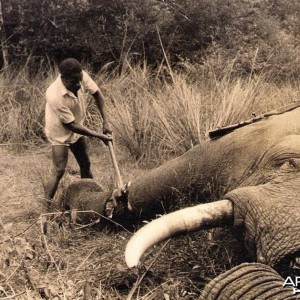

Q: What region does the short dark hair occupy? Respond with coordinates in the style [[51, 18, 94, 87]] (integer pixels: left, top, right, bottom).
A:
[[59, 58, 82, 77]]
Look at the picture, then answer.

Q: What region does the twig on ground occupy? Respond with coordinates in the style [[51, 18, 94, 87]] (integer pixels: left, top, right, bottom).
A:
[[70, 210, 133, 234], [75, 247, 97, 271], [5, 255, 25, 283], [74, 218, 100, 230], [40, 209, 133, 234], [1, 271, 17, 296], [39, 215, 61, 275], [0, 218, 39, 245], [11, 219, 40, 239], [0, 290, 26, 299]]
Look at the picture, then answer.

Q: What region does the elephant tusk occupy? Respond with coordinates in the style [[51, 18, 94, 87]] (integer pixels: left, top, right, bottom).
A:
[[125, 199, 234, 268]]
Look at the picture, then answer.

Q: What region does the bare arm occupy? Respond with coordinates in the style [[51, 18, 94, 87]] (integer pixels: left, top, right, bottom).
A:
[[92, 89, 112, 134], [63, 121, 112, 143]]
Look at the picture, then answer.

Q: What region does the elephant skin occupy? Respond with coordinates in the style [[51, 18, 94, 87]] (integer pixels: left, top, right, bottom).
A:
[[64, 102, 300, 220], [61, 179, 110, 224], [122, 103, 300, 299], [199, 263, 297, 300], [62, 102, 300, 298]]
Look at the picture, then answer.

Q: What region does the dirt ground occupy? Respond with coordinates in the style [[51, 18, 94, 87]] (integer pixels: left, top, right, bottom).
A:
[[0, 142, 138, 228], [0, 145, 49, 228], [0, 144, 138, 299], [0, 145, 243, 299]]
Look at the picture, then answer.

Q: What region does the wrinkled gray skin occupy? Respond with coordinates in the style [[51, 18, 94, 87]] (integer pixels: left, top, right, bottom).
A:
[[63, 103, 300, 298], [199, 263, 297, 300]]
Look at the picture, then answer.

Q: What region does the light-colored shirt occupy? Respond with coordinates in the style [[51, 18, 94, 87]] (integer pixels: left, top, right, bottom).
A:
[[45, 70, 98, 144]]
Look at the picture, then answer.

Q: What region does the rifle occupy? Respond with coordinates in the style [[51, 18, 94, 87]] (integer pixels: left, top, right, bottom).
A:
[[208, 101, 300, 140]]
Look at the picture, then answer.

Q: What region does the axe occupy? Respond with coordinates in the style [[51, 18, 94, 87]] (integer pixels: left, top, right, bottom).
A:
[[107, 140, 124, 189], [106, 140, 132, 217]]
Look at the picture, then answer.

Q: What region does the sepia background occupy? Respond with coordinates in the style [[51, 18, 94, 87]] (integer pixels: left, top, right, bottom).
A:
[[1, 1, 300, 299]]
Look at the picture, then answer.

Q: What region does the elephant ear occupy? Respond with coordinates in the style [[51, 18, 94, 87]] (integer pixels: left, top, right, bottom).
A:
[[61, 178, 103, 209], [199, 263, 296, 300], [60, 178, 111, 224]]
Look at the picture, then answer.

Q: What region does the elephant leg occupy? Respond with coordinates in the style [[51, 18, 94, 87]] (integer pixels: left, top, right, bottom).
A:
[[199, 263, 296, 300]]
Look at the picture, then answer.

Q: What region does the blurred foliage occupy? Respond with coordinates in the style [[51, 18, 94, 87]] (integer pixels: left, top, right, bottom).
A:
[[1, 0, 300, 78]]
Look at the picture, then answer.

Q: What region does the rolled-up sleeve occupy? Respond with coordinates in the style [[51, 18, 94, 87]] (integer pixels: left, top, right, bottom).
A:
[[82, 70, 98, 94]]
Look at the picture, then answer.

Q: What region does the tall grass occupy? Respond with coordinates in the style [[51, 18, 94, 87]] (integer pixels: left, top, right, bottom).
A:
[[1, 59, 300, 160], [0, 65, 56, 148], [2, 59, 300, 299], [97, 60, 300, 163]]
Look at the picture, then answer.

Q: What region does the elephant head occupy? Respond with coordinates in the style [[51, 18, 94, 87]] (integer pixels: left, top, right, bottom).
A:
[[124, 142, 300, 298]]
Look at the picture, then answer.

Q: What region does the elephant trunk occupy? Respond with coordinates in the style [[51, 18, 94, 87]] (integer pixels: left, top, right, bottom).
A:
[[125, 142, 235, 217], [199, 263, 296, 300], [125, 200, 233, 268]]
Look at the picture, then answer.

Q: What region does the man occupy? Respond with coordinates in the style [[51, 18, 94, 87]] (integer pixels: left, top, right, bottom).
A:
[[44, 58, 112, 206]]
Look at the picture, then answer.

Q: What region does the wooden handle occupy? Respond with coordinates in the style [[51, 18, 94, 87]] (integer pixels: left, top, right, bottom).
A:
[[108, 141, 123, 188]]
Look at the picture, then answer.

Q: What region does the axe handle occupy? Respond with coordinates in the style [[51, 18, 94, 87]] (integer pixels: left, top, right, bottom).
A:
[[108, 141, 123, 188]]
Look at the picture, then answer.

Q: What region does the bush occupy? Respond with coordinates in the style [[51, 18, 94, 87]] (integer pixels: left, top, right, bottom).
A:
[[2, 0, 300, 78]]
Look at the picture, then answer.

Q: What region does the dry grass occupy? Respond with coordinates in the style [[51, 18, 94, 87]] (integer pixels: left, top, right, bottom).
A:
[[0, 66, 56, 149], [2, 60, 300, 298], [1, 58, 300, 157], [93, 60, 300, 162], [0, 210, 244, 299]]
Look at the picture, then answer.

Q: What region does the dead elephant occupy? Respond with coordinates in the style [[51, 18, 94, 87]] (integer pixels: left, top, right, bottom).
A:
[[63, 102, 300, 298], [124, 102, 300, 299]]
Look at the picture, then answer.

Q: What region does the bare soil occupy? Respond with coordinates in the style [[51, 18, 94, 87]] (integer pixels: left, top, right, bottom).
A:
[[0, 146, 49, 227], [0, 145, 135, 299], [0, 145, 245, 299]]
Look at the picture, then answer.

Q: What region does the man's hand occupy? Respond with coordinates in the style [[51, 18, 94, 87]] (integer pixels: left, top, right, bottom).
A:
[[98, 133, 113, 145]]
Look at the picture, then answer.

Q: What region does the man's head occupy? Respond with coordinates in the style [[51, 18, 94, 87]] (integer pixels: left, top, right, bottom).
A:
[[59, 58, 83, 94]]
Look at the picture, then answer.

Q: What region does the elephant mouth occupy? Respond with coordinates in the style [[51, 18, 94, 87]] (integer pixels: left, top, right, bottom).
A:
[[276, 252, 300, 277]]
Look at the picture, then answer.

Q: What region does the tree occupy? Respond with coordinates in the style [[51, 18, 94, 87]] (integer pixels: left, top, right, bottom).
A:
[[0, 0, 9, 69]]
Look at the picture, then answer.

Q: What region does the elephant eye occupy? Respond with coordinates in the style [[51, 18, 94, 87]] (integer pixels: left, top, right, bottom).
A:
[[280, 158, 300, 170]]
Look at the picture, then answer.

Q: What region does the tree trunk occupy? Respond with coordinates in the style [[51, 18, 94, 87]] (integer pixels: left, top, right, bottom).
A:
[[0, 0, 9, 69]]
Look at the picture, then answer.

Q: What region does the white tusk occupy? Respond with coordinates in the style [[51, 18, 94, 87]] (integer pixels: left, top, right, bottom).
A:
[[125, 200, 233, 268]]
